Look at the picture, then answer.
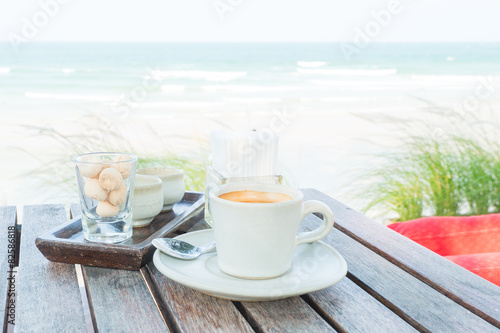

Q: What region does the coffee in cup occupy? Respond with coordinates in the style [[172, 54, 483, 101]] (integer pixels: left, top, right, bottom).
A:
[[218, 190, 293, 203], [209, 183, 335, 279]]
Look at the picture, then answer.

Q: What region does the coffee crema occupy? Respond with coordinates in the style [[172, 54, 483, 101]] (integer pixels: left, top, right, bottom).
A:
[[218, 190, 293, 204]]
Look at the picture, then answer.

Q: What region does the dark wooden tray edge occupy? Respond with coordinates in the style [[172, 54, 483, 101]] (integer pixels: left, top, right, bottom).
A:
[[35, 192, 205, 270]]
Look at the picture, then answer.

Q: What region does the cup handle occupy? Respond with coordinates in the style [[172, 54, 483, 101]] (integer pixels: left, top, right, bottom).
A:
[[295, 200, 334, 247]]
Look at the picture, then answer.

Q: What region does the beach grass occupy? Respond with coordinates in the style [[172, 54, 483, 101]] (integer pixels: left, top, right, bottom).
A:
[[362, 152, 425, 222], [362, 133, 500, 222], [138, 155, 206, 192], [16, 114, 208, 204], [453, 139, 498, 216]]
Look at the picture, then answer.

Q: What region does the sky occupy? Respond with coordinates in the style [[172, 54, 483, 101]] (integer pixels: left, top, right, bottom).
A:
[[0, 0, 499, 43]]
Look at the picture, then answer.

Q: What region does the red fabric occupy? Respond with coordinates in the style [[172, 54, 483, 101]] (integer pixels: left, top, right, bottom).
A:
[[388, 214, 500, 286], [387, 214, 500, 256], [445, 253, 500, 286]]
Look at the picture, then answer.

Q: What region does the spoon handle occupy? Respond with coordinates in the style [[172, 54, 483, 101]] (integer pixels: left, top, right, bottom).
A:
[[199, 240, 216, 253]]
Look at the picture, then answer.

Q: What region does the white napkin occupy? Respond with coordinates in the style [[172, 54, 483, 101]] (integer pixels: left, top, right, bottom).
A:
[[210, 130, 279, 177]]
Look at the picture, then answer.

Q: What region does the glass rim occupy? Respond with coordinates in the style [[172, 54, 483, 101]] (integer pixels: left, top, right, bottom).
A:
[[72, 152, 138, 164]]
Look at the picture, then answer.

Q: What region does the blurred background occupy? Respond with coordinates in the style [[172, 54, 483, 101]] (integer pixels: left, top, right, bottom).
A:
[[1, 0, 500, 222]]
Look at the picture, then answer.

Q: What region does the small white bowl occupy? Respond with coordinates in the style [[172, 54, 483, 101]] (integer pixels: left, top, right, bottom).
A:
[[132, 174, 163, 227], [137, 167, 185, 211]]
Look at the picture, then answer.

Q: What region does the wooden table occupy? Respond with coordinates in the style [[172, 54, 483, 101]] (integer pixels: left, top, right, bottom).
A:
[[1, 189, 500, 332]]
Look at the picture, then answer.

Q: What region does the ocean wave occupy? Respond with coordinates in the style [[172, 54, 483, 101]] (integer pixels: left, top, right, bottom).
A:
[[160, 85, 185, 93], [28, 67, 104, 74], [298, 68, 397, 76], [297, 61, 328, 68], [310, 77, 484, 88], [152, 70, 247, 82], [222, 98, 282, 103], [140, 101, 223, 108], [410, 75, 484, 82], [202, 85, 328, 93], [25, 92, 119, 102], [308, 80, 437, 91], [310, 80, 394, 87], [310, 79, 433, 87], [0, 67, 11, 74], [301, 97, 378, 102]]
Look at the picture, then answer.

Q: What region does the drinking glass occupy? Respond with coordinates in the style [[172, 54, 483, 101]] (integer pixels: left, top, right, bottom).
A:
[[73, 152, 137, 243]]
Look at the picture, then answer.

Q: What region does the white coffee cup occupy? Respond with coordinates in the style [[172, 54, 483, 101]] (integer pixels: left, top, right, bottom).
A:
[[137, 167, 185, 210], [132, 174, 163, 227], [209, 183, 334, 279]]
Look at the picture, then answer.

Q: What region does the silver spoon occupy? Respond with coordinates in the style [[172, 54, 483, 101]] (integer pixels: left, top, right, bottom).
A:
[[152, 238, 216, 260]]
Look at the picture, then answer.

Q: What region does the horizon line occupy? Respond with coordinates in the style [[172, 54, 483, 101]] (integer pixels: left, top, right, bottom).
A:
[[1, 41, 499, 44]]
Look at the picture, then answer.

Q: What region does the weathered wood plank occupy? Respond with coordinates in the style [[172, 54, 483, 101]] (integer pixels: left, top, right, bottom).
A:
[[300, 213, 499, 332], [147, 264, 254, 333], [149, 218, 334, 332], [70, 205, 169, 332], [305, 277, 417, 333], [39, 193, 204, 270], [74, 264, 98, 333], [17, 204, 86, 332], [84, 267, 168, 333], [146, 216, 254, 332], [0, 206, 17, 329], [148, 207, 408, 332], [302, 189, 500, 328], [238, 297, 336, 333]]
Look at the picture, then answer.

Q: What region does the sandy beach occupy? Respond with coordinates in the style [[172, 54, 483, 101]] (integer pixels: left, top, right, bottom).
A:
[[2, 95, 499, 221]]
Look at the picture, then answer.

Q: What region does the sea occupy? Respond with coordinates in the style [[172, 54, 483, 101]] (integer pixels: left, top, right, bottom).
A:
[[1, 42, 500, 217], [2, 43, 500, 110]]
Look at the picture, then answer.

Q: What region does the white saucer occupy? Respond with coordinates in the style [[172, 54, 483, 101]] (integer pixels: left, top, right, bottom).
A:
[[153, 229, 348, 301]]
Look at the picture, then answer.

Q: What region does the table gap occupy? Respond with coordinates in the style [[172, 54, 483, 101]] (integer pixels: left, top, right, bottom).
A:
[[334, 222, 500, 329], [346, 272, 429, 333], [15, 208, 22, 226], [232, 301, 263, 333], [75, 264, 98, 333], [14, 225, 21, 268], [299, 295, 347, 333], [140, 265, 182, 333], [69, 208, 98, 333]]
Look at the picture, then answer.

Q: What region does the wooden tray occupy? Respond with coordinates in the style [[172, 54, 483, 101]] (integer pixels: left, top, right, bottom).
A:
[[36, 192, 205, 270]]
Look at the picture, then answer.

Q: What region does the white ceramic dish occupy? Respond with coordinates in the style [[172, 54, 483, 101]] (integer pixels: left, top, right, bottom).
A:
[[153, 229, 348, 301], [132, 174, 163, 227], [137, 167, 185, 211]]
